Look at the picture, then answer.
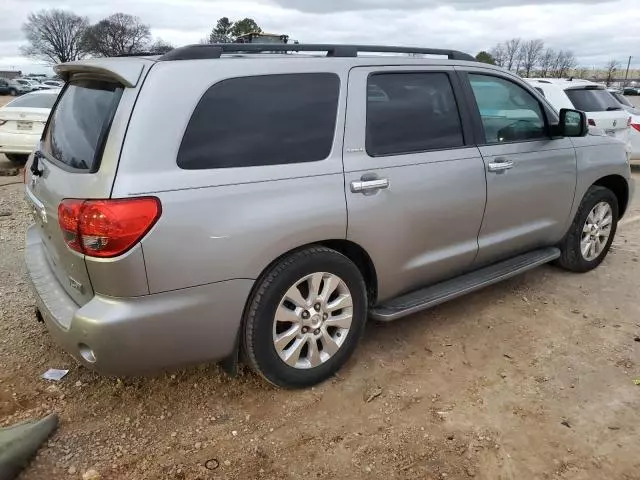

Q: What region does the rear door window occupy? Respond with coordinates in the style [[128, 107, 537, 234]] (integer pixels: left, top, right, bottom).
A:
[[365, 72, 465, 156], [565, 88, 621, 112], [177, 73, 340, 169], [6, 93, 58, 109], [42, 79, 123, 171]]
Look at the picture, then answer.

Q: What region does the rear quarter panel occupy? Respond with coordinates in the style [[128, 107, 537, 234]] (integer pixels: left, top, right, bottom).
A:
[[113, 59, 350, 293]]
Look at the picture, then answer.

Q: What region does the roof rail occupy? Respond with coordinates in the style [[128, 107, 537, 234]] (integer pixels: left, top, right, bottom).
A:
[[159, 43, 476, 62]]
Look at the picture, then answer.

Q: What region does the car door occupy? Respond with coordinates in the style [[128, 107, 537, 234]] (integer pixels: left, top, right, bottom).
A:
[[343, 66, 487, 302], [457, 68, 577, 265]]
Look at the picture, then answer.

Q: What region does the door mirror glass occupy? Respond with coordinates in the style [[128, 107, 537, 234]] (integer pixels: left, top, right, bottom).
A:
[[559, 108, 588, 137]]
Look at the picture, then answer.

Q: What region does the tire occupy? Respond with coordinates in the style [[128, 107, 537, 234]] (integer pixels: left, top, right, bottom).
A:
[[243, 246, 368, 388], [9, 89, 17, 96], [557, 185, 618, 273], [5, 154, 29, 166]]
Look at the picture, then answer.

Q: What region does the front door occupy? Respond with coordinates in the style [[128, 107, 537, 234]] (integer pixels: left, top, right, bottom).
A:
[[343, 66, 487, 302], [460, 70, 577, 264]]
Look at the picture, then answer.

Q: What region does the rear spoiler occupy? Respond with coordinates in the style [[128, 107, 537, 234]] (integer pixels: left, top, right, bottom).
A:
[[55, 58, 156, 87]]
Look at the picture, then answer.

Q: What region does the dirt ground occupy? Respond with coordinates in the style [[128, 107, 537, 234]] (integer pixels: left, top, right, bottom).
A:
[[1, 94, 640, 480]]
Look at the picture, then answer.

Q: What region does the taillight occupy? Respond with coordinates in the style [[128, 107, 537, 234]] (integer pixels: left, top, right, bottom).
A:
[[588, 119, 596, 127], [632, 124, 640, 133], [58, 198, 161, 258]]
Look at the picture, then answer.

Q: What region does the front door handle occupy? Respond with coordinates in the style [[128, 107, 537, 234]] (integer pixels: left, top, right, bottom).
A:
[[487, 159, 514, 173], [350, 178, 390, 194]]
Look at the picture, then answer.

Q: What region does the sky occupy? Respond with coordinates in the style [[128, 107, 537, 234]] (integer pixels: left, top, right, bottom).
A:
[[1, 0, 638, 74]]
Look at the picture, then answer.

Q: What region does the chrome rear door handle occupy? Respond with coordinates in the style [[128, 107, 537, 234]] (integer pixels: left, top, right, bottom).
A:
[[350, 178, 390, 193], [487, 159, 514, 173]]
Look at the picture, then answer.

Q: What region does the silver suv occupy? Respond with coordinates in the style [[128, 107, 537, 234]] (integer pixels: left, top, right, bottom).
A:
[[24, 44, 634, 388]]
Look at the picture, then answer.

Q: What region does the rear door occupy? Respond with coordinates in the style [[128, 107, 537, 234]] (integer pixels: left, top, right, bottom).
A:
[[343, 66, 487, 302], [565, 86, 631, 143], [458, 69, 577, 264], [25, 78, 126, 306]]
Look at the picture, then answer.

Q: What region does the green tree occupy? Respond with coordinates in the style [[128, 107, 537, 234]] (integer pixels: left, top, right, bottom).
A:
[[475, 51, 496, 65], [230, 18, 262, 38], [209, 16, 233, 43]]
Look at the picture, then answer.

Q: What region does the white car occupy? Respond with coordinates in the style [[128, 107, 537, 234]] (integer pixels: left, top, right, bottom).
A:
[[608, 89, 640, 164], [526, 78, 631, 150], [40, 79, 64, 89], [0, 89, 60, 165]]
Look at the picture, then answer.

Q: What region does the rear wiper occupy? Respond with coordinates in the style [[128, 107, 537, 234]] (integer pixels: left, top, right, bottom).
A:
[[30, 151, 43, 177], [606, 106, 622, 111]]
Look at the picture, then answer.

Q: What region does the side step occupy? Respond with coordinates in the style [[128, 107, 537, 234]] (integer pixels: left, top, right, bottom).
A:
[[370, 247, 560, 322]]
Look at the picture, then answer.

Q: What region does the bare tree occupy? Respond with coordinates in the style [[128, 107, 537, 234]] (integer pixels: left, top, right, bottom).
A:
[[557, 50, 577, 78], [573, 67, 589, 79], [21, 9, 90, 64], [504, 38, 522, 71], [150, 38, 174, 54], [539, 48, 556, 78], [490, 43, 506, 68], [604, 58, 619, 86], [520, 39, 544, 77], [83, 13, 151, 57]]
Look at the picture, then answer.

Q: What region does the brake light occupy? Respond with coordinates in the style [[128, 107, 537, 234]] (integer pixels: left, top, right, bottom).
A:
[[632, 124, 640, 133], [588, 119, 596, 127], [58, 198, 161, 258]]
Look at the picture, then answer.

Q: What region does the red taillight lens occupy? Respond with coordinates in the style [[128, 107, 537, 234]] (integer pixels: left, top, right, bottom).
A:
[[57, 198, 161, 258], [631, 123, 640, 133], [588, 118, 596, 127]]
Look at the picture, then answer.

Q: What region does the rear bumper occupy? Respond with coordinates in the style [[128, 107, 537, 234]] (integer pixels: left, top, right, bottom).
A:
[[25, 225, 253, 375], [0, 131, 39, 154]]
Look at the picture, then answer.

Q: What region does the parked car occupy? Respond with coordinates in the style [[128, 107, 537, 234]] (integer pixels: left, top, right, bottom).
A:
[[526, 79, 631, 151], [0, 78, 10, 95], [608, 89, 640, 164], [24, 44, 634, 388], [40, 80, 64, 88], [0, 89, 60, 165], [7, 79, 35, 96], [623, 87, 640, 96]]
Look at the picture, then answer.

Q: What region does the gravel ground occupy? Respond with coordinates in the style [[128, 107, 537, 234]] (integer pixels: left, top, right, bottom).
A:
[[0, 92, 640, 480]]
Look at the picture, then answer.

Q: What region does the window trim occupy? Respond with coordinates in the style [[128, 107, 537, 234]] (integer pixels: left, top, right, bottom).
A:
[[176, 72, 342, 170], [364, 70, 471, 158], [40, 78, 123, 174], [457, 70, 555, 147]]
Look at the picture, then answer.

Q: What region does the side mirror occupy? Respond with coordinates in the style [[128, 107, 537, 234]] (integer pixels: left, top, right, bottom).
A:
[[558, 108, 588, 137]]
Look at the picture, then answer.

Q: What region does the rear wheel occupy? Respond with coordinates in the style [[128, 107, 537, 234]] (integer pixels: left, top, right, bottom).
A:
[[4, 154, 29, 166], [9, 88, 18, 96], [243, 246, 367, 388], [557, 186, 618, 272]]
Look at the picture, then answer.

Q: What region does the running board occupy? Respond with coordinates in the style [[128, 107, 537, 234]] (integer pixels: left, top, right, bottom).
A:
[[370, 247, 560, 322]]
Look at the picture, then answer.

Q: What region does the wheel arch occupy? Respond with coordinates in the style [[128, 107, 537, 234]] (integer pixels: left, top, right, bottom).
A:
[[592, 174, 629, 218]]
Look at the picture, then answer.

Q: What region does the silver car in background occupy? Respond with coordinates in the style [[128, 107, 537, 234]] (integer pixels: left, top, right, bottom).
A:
[[24, 44, 634, 388]]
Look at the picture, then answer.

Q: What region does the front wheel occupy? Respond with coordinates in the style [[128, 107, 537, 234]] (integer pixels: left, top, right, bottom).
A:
[[9, 88, 18, 96], [243, 246, 367, 388], [557, 185, 618, 272]]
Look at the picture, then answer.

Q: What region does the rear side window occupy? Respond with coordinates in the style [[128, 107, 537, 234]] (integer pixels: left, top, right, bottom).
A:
[[366, 72, 464, 156], [178, 73, 340, 169], [43, 79, 123, 171], [610, 91, 632, 108], [565, 88, 621, 112], [7, 93, 58, 109]]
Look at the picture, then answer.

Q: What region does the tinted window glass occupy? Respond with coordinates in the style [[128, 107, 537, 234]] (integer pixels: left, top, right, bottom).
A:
[[178, 73, 340, 169], [469, 74, 546, 144], [43, 79, 123, 171], [610, 92, 632, 107], [565, 88, 621, 112], [534, 87, 546, 97], [7, 93, 58, 109], [366, 73, 464, 156]]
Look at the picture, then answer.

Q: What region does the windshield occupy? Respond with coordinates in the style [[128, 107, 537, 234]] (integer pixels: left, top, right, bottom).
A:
[[6, 93, 58, 109], [565, 88, 621, 112], [42, 79, 123, 171]]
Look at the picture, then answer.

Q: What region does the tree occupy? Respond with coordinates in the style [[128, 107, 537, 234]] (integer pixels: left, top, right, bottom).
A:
[[230, 18, 262, 38], [475, 51, 496, 65], [604, 58, 619, 86], [150, 38, 174, 54], [489, 43, 506, 67], [83, 13, 151, 57], [573, 67, 589, 79], [539, 48, 556, 78], [21, 9, 90, 64], [520, 39, 544, 78], [209, 17, 233, 43], [555, 50, 577, 78], [504, 38, 522, 71]]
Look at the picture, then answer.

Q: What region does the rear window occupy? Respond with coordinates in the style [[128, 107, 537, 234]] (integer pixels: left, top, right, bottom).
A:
[[565, 88, 621, 112], [6, 93, 58, 109], [177, 73, 340, 169], [610, 91, 633, 107], [43, 79, 123, 171]]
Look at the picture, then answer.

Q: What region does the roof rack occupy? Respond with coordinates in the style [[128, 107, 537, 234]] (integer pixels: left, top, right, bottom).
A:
[[159, 44, 476, 62]]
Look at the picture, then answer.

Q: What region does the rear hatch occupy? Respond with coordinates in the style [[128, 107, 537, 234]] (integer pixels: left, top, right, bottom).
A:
[[24, 59, 151, 306], [565, 86, 631, 143]]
